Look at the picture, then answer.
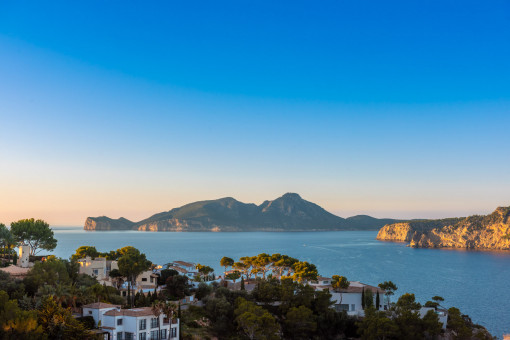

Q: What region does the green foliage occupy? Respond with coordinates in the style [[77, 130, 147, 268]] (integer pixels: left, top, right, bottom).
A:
[[195, 283, 213, 301], [157, 269, 179, 285], [37, 297, 92, 339], [332, 275, 349, 290], [75, 316, 95, 329], [234, 297, 279, 340], [0, 290, 45, 339], [395, 293, 421, 311], [357, 306, 398, 340], [165, 275, 190, 300], [71, 246, 100, 261], [284, 305, 317, 340], [23, 257, 72, 295], [225, 271, 241, 282], [117, 247, 151, 307], [10, 219, 57, 256], [447, 307, 473, 339], [291, 261, 318, 282], [364, 289, 374, 309]]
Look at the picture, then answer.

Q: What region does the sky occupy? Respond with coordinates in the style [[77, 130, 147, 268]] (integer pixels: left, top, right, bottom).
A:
[[0, 1, 509, 225]]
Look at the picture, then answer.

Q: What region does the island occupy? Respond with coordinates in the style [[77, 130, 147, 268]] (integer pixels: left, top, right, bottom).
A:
[[377, 206, 510, 250], [84, 193, 400, 231]]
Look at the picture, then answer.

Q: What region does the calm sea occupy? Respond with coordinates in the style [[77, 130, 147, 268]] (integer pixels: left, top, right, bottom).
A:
[[51, 228, 510, 337]]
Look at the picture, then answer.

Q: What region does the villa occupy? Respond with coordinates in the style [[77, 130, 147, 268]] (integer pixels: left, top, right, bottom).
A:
[[309, 279, 388, 316], [82, 303, 179, 340], [77, 256, 118, 284]]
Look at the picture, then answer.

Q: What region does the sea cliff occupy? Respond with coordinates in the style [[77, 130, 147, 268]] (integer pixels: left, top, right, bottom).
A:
[[377, 206, 510, 250]]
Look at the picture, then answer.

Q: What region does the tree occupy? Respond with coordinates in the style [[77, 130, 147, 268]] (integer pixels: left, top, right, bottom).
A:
[[362, 287, 365, 310], [240, 276, 245, 291], [10, 219, 57, 256], [364, 289, 374, 309], [284, 305, 317, 340], [37, 296, 92, 339], [225, 271, 241, 283], [0, 224, 16, 263], [117, 247, 151, 307], [447, 307, 472, 339], [234, 297, 279, 340], [165, 275, 190, 300], [23, 256, 72, 295], [378, 281, 398, 307], [220, 257, 234, 277], [376, 291, 380, 310], [291, 261, 318, 282], [195, 264, 214, 281], [0, 290, 45, 339], [151, 300, 165, 337], [332, 275, 349, 304], [422, 309, 442, 338], [157, 269, 179, 286], [71, 246, 100, 261], [357, 306, 398, 340]]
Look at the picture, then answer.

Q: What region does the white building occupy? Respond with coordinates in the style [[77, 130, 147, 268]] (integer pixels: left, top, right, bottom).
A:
[[77, 256, 118, 282], [82, 302, 121, 327], [82, 305, 179, 340], [311, 280, 389, 316]]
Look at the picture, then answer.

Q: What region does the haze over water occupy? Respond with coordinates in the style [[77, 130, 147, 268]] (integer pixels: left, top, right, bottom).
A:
[[52, 228, 510, 337]]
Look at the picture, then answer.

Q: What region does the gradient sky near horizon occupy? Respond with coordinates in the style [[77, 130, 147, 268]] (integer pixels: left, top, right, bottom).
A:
[[1, 1, 509, 225]]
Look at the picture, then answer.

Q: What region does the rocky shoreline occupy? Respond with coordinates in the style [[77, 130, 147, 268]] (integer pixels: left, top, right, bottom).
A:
[[377, 206, 510, 250]]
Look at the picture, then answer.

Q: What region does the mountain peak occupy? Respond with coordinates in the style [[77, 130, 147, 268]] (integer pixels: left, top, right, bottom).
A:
[[280, 193, 302, 200]]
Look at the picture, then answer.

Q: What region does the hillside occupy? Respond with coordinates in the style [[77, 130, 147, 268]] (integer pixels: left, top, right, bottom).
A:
[[84, 193, 400, 232], [376, 206, 510, 250]]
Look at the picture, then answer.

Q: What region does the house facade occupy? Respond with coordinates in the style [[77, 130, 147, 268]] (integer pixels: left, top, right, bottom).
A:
[[78, 256, 118, 282], [311, 280, 388, 316], [83, 305, 179, 340]]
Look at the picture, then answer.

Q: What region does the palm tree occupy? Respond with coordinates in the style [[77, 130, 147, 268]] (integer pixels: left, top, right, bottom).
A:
[[151, 300, 165, 339]]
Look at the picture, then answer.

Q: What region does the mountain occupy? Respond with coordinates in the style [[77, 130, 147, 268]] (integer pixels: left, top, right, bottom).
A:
[[376, 206, 510, 250], [84, 193, 400, 232]]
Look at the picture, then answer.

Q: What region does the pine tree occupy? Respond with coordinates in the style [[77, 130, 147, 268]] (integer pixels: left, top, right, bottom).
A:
[[240, 276, 245, 291], [376, 291, 380, 310], [361, 287, 365, 310]]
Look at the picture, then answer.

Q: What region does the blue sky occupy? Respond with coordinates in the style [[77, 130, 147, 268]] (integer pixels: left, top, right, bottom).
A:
[[0, 1, 509, 225]]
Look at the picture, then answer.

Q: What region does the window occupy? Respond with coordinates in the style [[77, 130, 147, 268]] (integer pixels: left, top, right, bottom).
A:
[[139, 319, 146, 330], [160, 329, 167, 339], [125, 333, 134, 340], [150, 330, 159, 340], [93, 269, 99, 276], [139, 333, 146, 340], [334, 304, 349, 312], [151, 317, 159, 328], [142, 278, 147, 282], [117, 318, 123, 326], [351, 304, 355, 311], [117, 333, 123, 340], [88, 310, 92, 315], [170, 327, 177, 338]]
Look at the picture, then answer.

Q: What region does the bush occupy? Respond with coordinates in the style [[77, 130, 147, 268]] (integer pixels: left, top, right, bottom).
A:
[[76, 316, 96, 329]]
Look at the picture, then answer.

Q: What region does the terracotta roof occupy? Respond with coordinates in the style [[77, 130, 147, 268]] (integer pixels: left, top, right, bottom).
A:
[[82, 302, 121, 309], [104, 307, 161, 317], [173, 261, 194, 267], [316, 277, 332, 281], [0, 265, 30, 277]]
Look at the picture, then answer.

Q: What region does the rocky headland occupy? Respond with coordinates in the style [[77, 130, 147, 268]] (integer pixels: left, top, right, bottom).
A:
[[377, 206, 510, 250]]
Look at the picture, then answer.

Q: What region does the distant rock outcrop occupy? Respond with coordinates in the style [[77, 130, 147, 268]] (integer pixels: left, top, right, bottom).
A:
[[84, 193, 400, 232], [377, 206, 510, 250]]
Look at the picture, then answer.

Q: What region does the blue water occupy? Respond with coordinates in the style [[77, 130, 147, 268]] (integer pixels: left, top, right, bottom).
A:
[[51, 228, 510, 337]]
